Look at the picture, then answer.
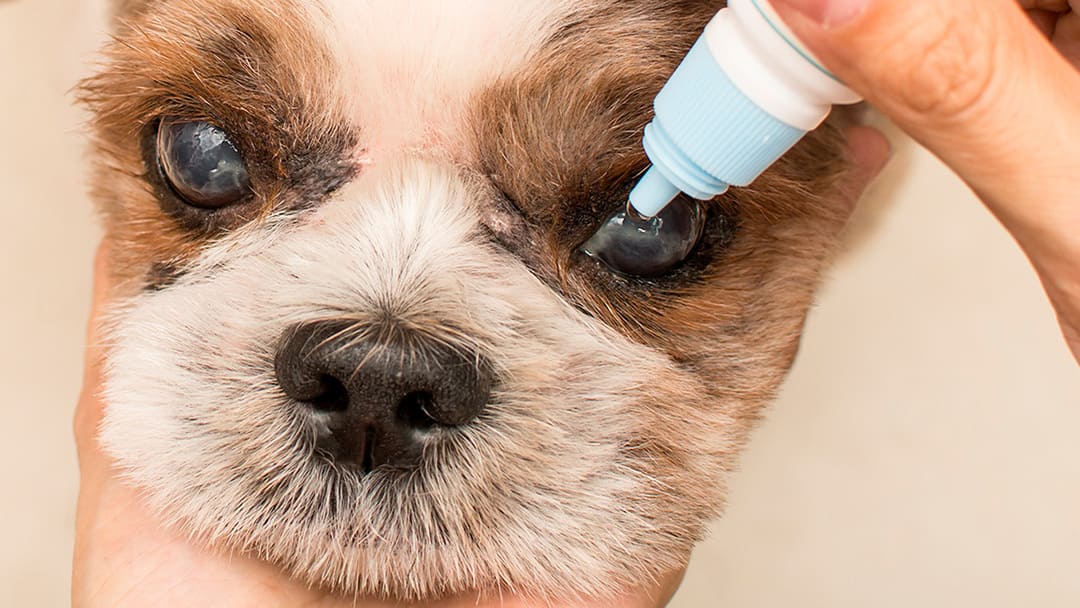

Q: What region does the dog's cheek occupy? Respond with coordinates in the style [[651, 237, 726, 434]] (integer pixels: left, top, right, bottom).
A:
[[660, 125, 858, 384], [627, 368, 736, 519]]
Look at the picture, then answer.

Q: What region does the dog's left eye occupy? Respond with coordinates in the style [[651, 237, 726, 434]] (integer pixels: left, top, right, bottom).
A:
[[581, 196, 705, 277], [156, 119, 251, 208]]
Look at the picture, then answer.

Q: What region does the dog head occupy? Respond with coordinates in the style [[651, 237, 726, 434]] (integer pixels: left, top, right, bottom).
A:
[[80, 0, 855, 601]]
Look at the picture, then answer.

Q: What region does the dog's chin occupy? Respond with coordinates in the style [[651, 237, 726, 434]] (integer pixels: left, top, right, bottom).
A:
[[99, 164, 729, 601]]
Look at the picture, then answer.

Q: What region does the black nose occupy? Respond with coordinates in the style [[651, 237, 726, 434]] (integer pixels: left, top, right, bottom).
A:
[[274, 320, 492, 472]]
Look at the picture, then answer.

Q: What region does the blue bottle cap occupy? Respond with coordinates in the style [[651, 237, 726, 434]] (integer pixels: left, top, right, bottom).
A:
[[630, 37, 806, 217]]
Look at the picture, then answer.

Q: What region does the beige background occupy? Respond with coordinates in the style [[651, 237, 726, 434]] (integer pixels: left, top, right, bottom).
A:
[[2, 1, 1077, 606]]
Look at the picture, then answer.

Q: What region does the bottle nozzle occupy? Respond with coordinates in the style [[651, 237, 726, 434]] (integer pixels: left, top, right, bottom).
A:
[[626, 0, 862, 219], [628, 166, 682, 218]]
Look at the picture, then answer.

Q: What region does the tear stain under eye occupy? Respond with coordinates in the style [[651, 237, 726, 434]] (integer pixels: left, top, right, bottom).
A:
[[479, 188, 536, 253], [145, 261, 184, 291]]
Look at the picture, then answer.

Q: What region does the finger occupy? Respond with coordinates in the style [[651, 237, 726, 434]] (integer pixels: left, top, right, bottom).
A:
[[1054, 10, 1080, 69], [459, 567, 686, 608], [837, 124, 891, 214], [74, 242, 113, 470], [770, 0, 1080, 362], [770, 0, 1079, 222], [1023, 0, 1080, 68], [1019, 0, 1070, 10], [1027, 9, 1060, 37]]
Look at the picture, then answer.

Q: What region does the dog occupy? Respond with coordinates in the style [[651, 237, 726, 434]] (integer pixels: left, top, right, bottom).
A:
[[79, 0, 857, 602]]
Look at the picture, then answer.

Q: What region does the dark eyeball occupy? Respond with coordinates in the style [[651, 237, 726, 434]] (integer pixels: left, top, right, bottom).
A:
[[156, 119, 251, 208], [581, 196, 705, 277]]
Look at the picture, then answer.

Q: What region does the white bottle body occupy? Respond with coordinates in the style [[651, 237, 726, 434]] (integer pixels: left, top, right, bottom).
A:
[[710, 0, 862, 130]]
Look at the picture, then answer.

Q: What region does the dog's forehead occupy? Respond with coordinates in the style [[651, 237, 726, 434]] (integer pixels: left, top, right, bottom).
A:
[[104, 0, 715, 178], [316, 0, 577, 158]]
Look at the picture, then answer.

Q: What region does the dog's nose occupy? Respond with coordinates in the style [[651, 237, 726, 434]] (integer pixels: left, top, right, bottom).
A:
[[274, 320, 492, 472]]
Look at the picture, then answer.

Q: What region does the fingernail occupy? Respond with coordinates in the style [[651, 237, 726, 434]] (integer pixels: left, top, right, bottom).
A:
[[770, 0, 870, 27]]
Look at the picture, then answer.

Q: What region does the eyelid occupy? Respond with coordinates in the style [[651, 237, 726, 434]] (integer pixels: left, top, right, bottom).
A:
[[139, 117, 263, 234]]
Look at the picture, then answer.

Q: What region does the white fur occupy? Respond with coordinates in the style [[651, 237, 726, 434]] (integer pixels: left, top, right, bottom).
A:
[[320, 0, 577, 161], [102, 160, 723, 599]]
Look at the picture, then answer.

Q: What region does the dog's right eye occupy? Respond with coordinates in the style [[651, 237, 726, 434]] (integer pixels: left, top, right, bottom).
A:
[[156, 119, 251, 209], [580, 196, 705, 277]]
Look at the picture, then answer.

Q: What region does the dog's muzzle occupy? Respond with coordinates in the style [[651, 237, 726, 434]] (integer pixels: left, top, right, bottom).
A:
[[274, 319, 493, 472]]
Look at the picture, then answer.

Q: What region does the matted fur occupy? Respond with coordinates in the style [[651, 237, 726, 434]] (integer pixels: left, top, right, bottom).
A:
[[81, 0, 855, 602]]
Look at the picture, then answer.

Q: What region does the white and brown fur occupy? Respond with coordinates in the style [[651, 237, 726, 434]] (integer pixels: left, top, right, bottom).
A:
[[80, 0, 856, 602]]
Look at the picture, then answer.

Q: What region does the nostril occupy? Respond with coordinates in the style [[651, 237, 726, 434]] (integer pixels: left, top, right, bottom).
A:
[[310, 374, 349, 413], [275, 320, 492, 470], [359, 426, 376, 473], [396, 391, 440, 430]]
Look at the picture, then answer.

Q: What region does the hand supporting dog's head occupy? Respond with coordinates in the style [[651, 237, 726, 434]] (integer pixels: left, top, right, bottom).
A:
[[80, 0, 858, 601]]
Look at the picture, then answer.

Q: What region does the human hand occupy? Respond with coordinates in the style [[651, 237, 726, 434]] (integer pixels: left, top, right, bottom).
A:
[[71, 246, 687, 608], [771, 0, 1080, 363]]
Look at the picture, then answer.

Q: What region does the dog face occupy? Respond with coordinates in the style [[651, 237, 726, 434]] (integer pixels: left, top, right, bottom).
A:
[[80, 0, 854, 601]]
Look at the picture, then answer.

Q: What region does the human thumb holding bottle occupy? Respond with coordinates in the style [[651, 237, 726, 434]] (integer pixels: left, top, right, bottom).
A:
[[771, 0, 1080, 363]]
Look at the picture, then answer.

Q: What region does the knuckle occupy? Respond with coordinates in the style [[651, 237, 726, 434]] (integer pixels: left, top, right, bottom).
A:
[[877, 9, 1000, 121]]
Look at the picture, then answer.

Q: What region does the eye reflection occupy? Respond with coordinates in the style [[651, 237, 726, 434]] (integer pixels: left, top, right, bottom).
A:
[[156, 118, 251, 209], [581, 196, 705, 277]]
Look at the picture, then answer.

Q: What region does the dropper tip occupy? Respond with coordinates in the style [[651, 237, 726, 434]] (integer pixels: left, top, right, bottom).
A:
[[628, 166, 681, 218]]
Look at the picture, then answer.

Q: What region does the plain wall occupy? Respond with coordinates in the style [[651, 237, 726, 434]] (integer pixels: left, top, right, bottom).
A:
[[2, 1, 1077, 606]]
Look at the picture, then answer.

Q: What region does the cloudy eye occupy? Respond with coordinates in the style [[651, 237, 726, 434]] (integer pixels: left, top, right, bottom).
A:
[[156, 119, 251, 208], [581, 196, 706, 277]]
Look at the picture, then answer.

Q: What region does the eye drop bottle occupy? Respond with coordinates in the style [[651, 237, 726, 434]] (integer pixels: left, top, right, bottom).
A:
[[628, 0, 862, 218]]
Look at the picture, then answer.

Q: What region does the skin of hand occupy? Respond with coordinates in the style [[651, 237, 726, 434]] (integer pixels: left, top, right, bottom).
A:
[[770, 0, 1080, 364], [72, 131, 887, 606]]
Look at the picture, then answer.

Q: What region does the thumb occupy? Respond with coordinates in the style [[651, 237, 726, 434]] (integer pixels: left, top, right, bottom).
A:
[[770, 0, 1079, 228], [770, 0, 1080, 362]]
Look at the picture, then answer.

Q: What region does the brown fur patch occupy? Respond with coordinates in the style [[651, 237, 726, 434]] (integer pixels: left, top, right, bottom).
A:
[[471, 0, 853, 427], [78, 0, 359, 289]]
